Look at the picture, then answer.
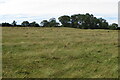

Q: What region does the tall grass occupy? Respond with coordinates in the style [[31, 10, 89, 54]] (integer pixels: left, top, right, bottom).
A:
[[2, 27, 118, 78]]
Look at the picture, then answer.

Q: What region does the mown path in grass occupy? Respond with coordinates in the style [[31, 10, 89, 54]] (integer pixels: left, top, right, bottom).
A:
[[2, 27, 118, 78]]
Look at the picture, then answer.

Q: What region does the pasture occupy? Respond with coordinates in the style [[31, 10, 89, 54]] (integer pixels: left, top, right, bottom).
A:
[[2, 27, 118, 78]]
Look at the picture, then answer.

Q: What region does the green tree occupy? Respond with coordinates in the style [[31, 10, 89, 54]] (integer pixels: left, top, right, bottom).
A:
[[98, 18, 109, 29], [71, 13, 98, 29], [49, 18, 59, 27], [109, 23, 118, 30], [71, 14, 79, 28], [2, 22, 12, 27], [40, 20, 49, 27], [12, 20, 17, 26], [30, 21, 39, 27], [58, 15, 71, 27], [21, 21, 30, 27]]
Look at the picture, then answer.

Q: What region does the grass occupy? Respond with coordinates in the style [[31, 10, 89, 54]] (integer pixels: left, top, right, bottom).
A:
[[2, 27, 118, 78]]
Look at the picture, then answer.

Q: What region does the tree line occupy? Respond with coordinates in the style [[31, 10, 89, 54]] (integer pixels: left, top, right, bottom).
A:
[[0, 13, 119, 30]]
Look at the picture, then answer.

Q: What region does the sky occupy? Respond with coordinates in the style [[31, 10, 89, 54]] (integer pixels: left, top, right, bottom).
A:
[[0, 0, 119, 25]]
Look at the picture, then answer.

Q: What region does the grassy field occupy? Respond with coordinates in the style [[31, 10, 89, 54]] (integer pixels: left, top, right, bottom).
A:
[[2, 27, 118, 78]]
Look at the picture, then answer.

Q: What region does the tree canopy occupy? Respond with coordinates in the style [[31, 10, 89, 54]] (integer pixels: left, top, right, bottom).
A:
[[1, 13, 118, 30]]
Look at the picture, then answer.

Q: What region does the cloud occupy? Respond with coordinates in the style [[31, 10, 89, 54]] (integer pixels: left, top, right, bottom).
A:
[[0, 14, 117, 25], [0, 0, 118, 15], [0, 0, 118, 24], [0, 14, 59, 24], [0, 0, 10, 4]]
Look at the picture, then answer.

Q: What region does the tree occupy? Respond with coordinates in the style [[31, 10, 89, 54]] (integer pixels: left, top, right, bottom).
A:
[[30, 21, 39, 27], [109, 23, 118, 30], [58, 15, 71, 27], [98, 18, 109, 29], [21, 21, 30, 27], [40, 20, 49, 27], [1, 13, 115, 29], [2, 22, 12, 27], [92, 17, 100, 29], [70, 13, 98, 29], [71, 14, 79, 28], [12, 20, 17, 26], [49, 18, 59, 27]]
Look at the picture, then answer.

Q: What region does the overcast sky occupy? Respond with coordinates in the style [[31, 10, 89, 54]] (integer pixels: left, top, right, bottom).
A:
[[0, 0, 119, 24]]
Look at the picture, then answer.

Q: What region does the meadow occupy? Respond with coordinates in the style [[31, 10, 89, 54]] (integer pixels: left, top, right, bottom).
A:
[[2, 27, 118, 78]]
